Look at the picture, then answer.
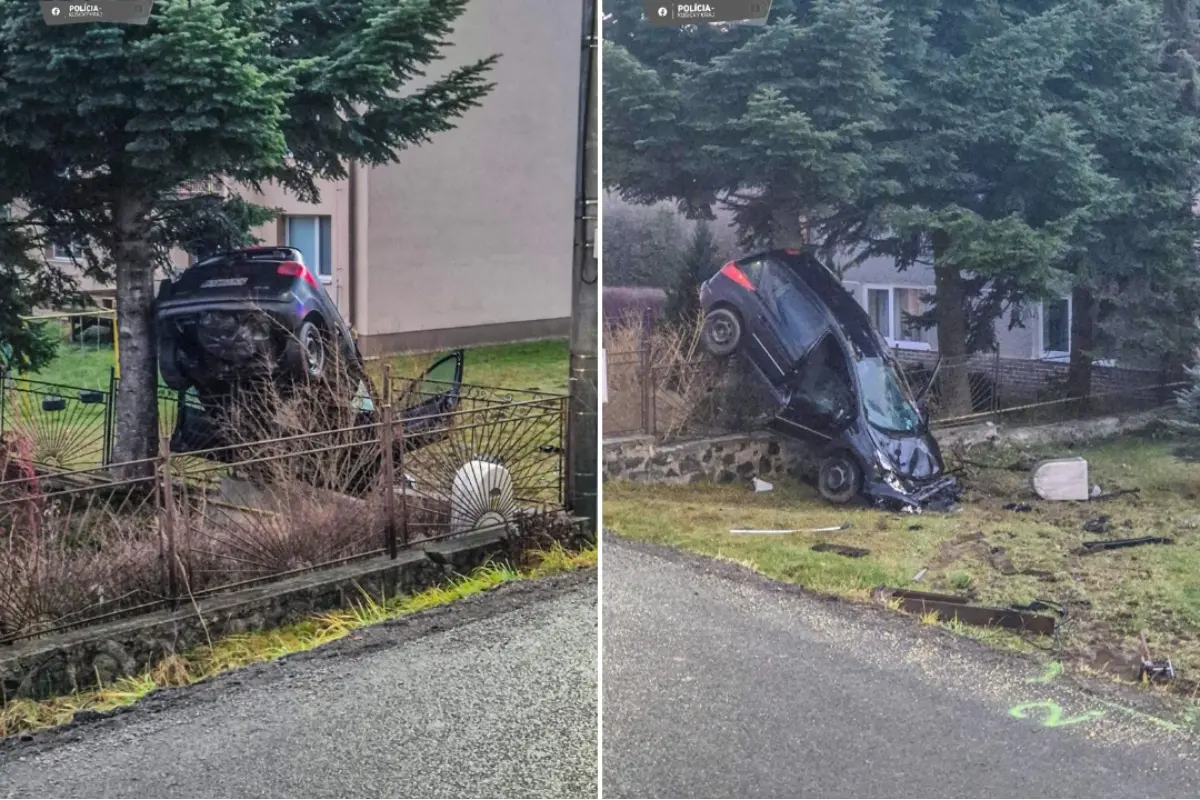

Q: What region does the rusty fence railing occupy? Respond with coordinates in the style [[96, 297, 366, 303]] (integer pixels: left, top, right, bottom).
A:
[[0, 385, 569, 645]]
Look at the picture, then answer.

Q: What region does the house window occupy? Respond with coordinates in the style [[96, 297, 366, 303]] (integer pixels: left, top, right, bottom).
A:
[[285, 215, 333, 280], [51, 242, 78, 261], [1041, 297, 1071, 358], [862, 286, 936, 350]]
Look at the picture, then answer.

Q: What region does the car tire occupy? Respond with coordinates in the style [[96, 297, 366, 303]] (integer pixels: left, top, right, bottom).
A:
[[701, 307, 743, 357], [158, 334, 189, 391], [283, 318, 328, 380], [817, 451, 862, 505]]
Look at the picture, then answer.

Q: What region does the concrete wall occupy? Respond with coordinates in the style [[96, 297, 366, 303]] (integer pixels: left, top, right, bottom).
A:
[[360, 0, 579, 353]]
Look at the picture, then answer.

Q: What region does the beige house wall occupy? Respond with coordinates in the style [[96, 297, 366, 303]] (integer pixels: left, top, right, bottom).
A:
[[358, 0, 578, 355]]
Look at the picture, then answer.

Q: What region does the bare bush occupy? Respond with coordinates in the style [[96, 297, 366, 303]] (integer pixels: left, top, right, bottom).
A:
[[603, 314, 774, 440]]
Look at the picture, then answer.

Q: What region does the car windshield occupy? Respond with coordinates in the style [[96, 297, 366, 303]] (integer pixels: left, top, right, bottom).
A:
[[854, 356, 922, 434]]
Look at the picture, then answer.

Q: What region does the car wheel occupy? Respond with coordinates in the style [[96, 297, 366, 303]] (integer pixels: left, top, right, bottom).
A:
[[701, 307, 742, 357], [817, 452, 862, 505], [297, 319, 327, 379]]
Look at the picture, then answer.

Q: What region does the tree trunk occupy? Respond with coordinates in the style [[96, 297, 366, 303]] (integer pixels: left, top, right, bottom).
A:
[[932, 231, 973, 417], [110, 193, 159, 477], [770, 206, 808, 249], [1066, 285, 1096, 402]]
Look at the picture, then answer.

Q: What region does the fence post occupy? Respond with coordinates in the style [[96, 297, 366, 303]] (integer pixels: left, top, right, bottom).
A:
[[158, 436, 178, 604], [990, 348, 1002, 425], [102, 366, 116, 465], [640, 309, 655, 435], [380, 403, 397, 559], [382, 362, 392, 408]]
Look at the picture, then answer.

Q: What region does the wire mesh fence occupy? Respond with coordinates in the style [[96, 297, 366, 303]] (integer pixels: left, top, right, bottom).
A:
[[603, 324, 1184, 440], [0, 379, 569, 645]]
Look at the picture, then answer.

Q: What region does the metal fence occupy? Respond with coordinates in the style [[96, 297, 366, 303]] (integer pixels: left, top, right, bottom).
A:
[[602, 340, 1185, 440], [0, 380, 569, 645]]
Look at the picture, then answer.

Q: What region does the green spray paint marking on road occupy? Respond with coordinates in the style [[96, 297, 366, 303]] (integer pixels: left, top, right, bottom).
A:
[[1021, 662, 1183, 732], [1009, 701, 1105, 728]]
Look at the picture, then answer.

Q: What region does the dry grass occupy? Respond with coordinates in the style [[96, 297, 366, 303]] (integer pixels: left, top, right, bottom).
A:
[[0, 542, 596, 739], [606, 430, 1200, 678]]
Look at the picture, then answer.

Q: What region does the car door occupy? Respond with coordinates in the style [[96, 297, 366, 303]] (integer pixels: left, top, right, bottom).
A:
[[753, 262, 831, 389], [768, 333, 857, 445], [396, 350, 465, 451]]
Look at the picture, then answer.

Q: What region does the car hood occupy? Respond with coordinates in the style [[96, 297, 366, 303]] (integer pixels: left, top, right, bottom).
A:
[[869, 427, 944, 482]]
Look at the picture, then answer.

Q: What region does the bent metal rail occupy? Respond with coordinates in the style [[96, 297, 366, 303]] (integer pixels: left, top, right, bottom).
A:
[[0, 381, 569, 645]]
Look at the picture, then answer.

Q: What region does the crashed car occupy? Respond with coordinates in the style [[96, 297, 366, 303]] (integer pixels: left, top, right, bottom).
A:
[[157, 246, 361, 391], [156, 246, 465, 470], [699, 247, 959, 510]]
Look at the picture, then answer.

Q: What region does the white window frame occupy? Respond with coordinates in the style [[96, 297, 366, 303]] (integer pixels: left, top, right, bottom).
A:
[[1038, 296, 1071, 361], [862, 284, 936, 351], [50, 242, 79, 262], [284, 215, 333, 282], [1037, 296, 1118, 366]]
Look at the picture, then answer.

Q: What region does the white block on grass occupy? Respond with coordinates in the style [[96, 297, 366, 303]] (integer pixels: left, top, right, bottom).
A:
[[1031, 457, 1090, 501]]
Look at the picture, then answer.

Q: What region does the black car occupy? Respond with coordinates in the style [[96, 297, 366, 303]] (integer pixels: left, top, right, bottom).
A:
[[698, 248, 958, 510], [156, 246, 360, 392], [157, 246, 465, 475]]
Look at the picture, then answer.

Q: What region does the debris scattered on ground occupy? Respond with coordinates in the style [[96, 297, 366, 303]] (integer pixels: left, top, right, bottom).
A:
[[1091, 484, 1102, 498], [908, 523, 924, 531], [912, 568, 928, 582], [811, 543, 869, 558], [751, 477, 774, 493], [729, 523, 853, 535], [1090, 487, 1141, 502], [1083, 515, 1111, 534], [1003, 502, 1033, 512], [885, 588, 1057, 636], [1010, 599, 1064, 616], [1138, 633, 1177, 683], [1075, 535, 1174, 555], [1031, 457, 1090, 501]]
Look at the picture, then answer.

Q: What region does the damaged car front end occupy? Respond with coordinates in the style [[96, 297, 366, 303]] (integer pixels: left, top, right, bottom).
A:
[[699, 248, 961, 511]]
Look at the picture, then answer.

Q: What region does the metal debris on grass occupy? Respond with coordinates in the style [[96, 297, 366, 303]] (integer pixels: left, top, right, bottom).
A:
[[751, 477, 774, 493], [1075, 536, 1174, 555], [729, 523, 853, 535], [1003, 502, 1033, 512], [884, 587, 1057, 636]]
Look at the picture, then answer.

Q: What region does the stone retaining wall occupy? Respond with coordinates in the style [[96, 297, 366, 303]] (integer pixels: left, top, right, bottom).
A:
[[0, 527, 515, 702], [603, 409, 1163, 484]]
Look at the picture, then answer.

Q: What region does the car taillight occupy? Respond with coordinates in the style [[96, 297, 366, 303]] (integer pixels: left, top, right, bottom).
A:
[[277, 260, 319, 290], [719, 262, 754, 291]]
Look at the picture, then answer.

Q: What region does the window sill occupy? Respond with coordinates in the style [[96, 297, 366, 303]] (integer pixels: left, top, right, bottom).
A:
[[888, 339, 933, 351]]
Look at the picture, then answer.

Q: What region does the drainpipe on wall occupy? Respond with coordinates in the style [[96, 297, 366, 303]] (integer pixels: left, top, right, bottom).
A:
[[347, 160, 360, 332]]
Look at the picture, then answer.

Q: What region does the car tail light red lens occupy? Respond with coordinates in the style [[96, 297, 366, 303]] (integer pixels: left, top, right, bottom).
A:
[[278, 260, 318, 290], [719, 262, 755, 291]]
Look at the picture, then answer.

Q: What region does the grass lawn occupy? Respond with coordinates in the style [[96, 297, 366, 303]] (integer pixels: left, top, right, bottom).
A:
[[371, 338, 569, 394], [606, 430, 1200, 680], [27, 337, 570, 395]]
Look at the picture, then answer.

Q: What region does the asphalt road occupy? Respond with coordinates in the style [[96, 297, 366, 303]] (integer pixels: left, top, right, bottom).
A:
[[0, 571, 597, 799], [603, 535, 1200, 799]]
